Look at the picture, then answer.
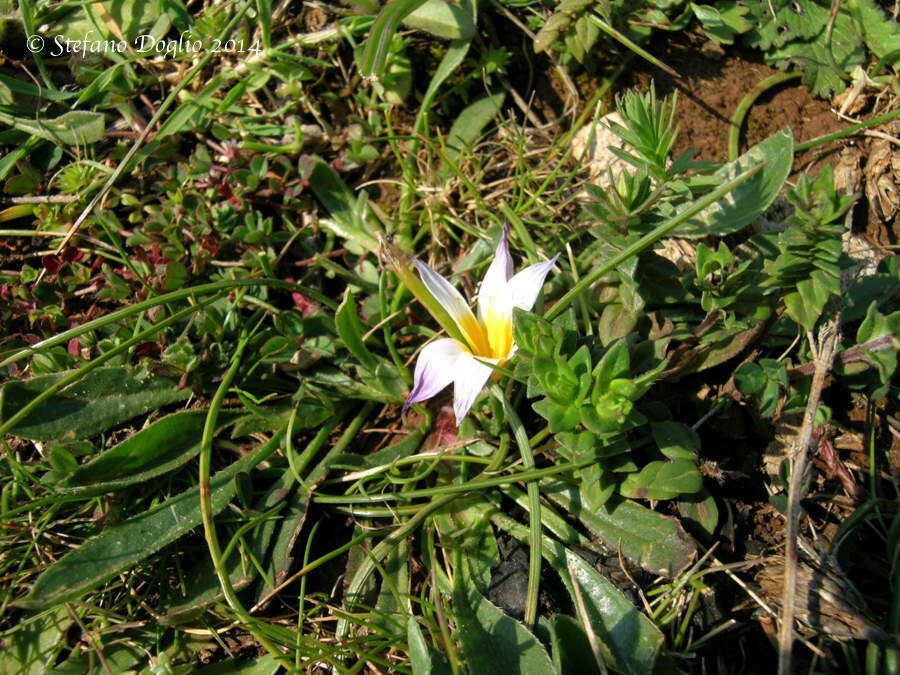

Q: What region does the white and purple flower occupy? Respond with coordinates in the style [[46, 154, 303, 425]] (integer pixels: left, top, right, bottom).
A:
[[403, 229, 558, 425]]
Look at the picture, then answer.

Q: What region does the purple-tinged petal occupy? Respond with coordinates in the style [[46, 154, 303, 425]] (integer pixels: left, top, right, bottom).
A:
[[507, 254, 559, 312], [452, 353, 495, 425], [403, 338, 468, 412]]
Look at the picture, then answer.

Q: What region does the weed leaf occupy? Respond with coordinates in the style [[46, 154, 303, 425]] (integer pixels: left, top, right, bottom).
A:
[[16, 433, 284, 609], [452, 564, 556, 674], [0, 367, 190, 441], [671, 129, 793, 238], [542, 480, 696, 577], [60, 410, 238, 493]]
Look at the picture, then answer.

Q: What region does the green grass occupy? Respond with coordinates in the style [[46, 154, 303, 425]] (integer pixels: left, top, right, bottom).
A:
[[1, 1, 899, 673]]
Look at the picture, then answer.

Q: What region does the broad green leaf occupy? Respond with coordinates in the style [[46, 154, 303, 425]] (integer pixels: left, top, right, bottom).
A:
[[563, 550, 661, 675], [404, 0, 476, 39], [549, 614, 602, 675], [0, 606, 70, 675], [651, 421, 700, 460], [336, 289, 378, 370], [678, 488, 719, 538], [16, 432, 284, 609], [436, 496, 499, 592], [593, 338, 630, 390], [453, 564, 556, 674], [166, 469, 305, 621], [373, 540, 409, 634], [54, 642, 144, 673], [0, 110, 104, 146], [734, 362, 766, 394], [542, 480, 696, 577], [60, 410, 238, 493], [850, 0, 900, 59], [359, 361, 407, 402], [439, 92, 505, 180], [619, 459, 703, 500], [671, 129, 793, 238], [579, 463, 617, 510], [408, 617, 452, 675], [488, 505, 662, 675], [532, 397, 582, 433], [48, 0, 163, 43], [0, 367, 190, 441]]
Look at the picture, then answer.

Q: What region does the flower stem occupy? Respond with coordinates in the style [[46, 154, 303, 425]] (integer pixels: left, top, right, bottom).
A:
[[491, 383, 541, 627]]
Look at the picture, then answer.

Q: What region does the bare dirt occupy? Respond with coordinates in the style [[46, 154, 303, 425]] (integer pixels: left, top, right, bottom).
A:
[[632, 33, 846, 172]]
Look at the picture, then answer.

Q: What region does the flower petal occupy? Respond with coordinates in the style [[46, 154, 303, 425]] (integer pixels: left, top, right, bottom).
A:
[[411, 257, 488, 354], [479, 225, 514, 305], [507, 254, 559, 312], [403, 338, 468, 412], [477, 226, 514, 314], [452, 353, 495, 424]]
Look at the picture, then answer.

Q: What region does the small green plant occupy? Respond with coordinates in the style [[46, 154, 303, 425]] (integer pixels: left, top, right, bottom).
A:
[[762, 166, 854, 331]]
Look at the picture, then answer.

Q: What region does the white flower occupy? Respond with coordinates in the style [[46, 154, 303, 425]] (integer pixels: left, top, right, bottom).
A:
[[403, 229, 558, 425]]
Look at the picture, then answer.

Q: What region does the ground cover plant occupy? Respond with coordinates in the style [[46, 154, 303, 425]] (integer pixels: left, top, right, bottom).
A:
[[0, 0, 898, 672]]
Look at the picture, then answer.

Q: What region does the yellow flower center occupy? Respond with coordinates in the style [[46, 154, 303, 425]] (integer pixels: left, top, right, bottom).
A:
[[458, 311, 513, 360]]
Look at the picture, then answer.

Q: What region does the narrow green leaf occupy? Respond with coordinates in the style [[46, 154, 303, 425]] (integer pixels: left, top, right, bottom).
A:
[[359, 0, 428, 80], [61, 410, 239, 494], [309, 157, 381, 253], [408, 617, 452, 675], [439, 92, 505, 180], [0, 367, 190, 441], [413, 37, 471, 138], [0, 73, 77, 102], [16, 432, 284, 609], [336, 289, 379, 370]]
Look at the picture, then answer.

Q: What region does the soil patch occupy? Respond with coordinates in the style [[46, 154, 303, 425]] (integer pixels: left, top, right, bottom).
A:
[[631, 33, 845, 174]]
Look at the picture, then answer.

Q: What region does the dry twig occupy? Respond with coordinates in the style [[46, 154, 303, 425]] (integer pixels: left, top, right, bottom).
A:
[[778, 318, 841, 674]]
